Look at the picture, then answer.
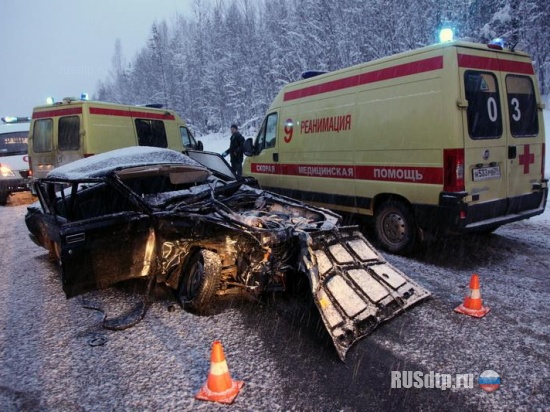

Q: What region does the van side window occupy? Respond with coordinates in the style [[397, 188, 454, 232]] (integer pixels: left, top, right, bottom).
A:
[[464, 71, 502, 139], [254, 113, 278, 154], [33, 119, 53, 152], [135, 119, 168, 148], [180, 127, 196, 148], [59, 116, 80, 150], [505, 75, 538, 137]]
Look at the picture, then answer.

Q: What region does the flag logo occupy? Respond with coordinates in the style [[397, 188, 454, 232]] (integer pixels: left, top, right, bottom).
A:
[[479, 370, 500, 392]]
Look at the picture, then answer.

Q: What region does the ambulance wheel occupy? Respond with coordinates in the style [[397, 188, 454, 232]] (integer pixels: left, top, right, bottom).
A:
[[375, 200, 417, 255], [177, 249, 222, 314]]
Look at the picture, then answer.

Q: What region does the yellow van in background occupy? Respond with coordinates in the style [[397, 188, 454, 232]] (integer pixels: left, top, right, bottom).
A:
[[29, 98, 202, 189], [243, 41, 547, 254]]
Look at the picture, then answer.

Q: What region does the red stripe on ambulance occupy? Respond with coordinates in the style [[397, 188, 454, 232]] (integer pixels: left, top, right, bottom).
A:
[[251, 163, 443, 184], [89, 107, 175, 120], [355, 165, 443, 184], [32, 107, 83, 119], [457, 54, 535, 75], [283, 56, 443, 102]]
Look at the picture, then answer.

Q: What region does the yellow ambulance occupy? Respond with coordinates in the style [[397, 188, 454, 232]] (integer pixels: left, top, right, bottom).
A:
[[29, 98, 202, 188], [243, 40, 547, 254]]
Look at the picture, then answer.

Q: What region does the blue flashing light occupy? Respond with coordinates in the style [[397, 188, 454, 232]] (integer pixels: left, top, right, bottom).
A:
[[46, 97, 55, 105], [489, 38, 506, 49], [439, 28, 454, 43], [81, 93, 90, 101], [1, 116, 31, 124]]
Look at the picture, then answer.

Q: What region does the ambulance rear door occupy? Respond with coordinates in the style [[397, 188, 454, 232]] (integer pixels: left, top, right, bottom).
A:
[[498, 59, 544, 210], [459, 48, 508, 210], [31, 105, 83, 180], [458, 46, 543, 218]]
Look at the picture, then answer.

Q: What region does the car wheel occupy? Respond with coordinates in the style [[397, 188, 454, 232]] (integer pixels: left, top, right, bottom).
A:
[[374, 200, 417, 255], [177, 249, 222, 314], [0, 192, 8, 205]]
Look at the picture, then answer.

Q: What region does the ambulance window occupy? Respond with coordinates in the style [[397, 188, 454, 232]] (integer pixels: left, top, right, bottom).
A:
[[59, 116, 80, 150], [265, 114, 277, 148], [464, 71, 502, 139], [505, 75, 538, 137], [135, 119, 168, 148], [254, 113, 278, 154], [180, 127, 196, 148], [254, 119, 267, 151], [32, 119, 53, 152]]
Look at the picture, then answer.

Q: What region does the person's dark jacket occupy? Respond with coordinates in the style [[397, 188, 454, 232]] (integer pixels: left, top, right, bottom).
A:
[[226, 131, 245, 164]]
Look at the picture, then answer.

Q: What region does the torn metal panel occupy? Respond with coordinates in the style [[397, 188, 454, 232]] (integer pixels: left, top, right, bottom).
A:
[[303, 227, 430, 361]]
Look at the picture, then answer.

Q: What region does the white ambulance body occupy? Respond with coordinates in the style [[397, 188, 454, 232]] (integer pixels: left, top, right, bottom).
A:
[[243, 41, 547, 254]]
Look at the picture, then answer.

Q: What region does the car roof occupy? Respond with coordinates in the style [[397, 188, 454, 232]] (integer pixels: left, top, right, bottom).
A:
[[47, 146, 205, 181]]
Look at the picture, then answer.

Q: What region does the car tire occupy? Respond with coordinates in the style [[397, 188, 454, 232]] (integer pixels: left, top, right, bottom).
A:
[[177, 249, 222, 314], [0, 192, 8, 205], [374, 200, 417, 255]]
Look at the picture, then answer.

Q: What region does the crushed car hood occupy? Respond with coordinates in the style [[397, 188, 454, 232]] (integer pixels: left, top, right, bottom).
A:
[[300, 227, 430, 360]]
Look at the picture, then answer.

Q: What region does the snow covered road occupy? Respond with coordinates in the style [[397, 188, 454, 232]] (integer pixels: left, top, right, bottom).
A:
[[1, 191, 549, 411], [1, 109, 549, 411]]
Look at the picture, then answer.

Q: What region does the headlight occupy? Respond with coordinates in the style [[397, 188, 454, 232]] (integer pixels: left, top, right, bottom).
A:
[[0, 165, 15, 177]]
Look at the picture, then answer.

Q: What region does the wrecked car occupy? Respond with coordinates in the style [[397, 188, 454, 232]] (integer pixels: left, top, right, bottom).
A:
[[25, 146, 429, 360]]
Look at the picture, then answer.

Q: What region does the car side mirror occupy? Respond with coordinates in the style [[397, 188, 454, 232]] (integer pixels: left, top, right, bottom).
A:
[[244, 138, 253, 156], [196, 140, 204, 151]]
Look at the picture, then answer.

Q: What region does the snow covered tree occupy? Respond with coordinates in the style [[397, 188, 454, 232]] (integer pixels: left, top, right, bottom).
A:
[[97, 0, 550, 133]]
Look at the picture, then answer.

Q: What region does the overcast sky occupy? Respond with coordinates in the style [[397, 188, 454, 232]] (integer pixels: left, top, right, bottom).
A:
[[0, 0, 194, 117]]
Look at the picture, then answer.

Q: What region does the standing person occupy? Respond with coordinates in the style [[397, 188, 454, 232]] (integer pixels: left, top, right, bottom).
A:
[[222, 124, 245, 177]]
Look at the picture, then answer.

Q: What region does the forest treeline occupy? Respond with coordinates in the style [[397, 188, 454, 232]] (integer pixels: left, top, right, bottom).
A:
[[96, 0, 550, 134]]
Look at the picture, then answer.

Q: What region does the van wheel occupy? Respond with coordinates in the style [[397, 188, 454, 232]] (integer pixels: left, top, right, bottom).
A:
[[177, 249, 222, 314], [375, 201, 417, 255]]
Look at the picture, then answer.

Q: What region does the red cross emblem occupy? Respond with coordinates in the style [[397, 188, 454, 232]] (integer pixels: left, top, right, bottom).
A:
[[518, 144, 534, 174]]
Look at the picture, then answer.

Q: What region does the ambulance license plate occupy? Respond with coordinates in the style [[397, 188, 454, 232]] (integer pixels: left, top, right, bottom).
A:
[[472, 166, 501, 181]]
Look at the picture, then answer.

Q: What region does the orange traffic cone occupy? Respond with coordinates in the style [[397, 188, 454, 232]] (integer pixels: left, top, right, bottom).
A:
[[454, 274, 490, 318], [195, 340, 244, 404]]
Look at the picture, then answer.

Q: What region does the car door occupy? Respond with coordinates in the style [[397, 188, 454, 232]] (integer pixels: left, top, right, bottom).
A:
[[59, 212, 155, 298], [50, 179, 155, 299]]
